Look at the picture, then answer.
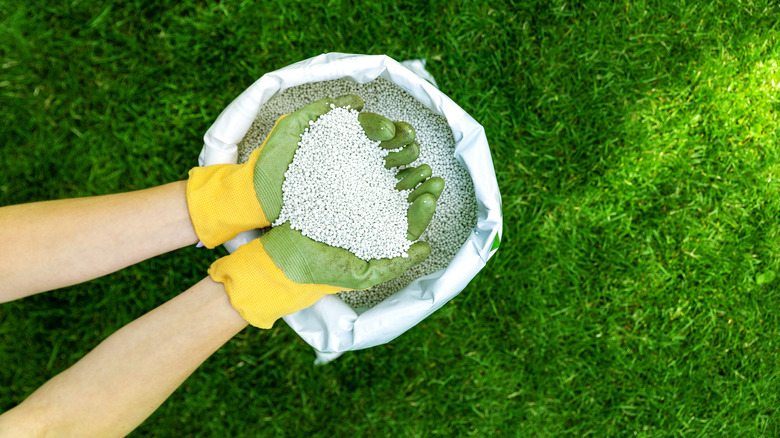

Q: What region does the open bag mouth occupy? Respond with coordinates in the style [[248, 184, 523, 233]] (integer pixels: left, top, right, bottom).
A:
[[198, 53, 501, 362]]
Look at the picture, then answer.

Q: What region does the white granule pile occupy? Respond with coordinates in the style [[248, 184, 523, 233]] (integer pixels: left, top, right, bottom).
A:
[[238, 78, 478, 309], [273, 105, 412, 261]]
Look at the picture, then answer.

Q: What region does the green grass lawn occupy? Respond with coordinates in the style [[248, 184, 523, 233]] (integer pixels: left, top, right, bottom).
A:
[[2, 0, 780, 436]]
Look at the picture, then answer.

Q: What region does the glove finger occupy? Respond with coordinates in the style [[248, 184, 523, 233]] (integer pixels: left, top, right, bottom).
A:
[[408, 176, 444, 202], [363, 240, 431, 285], [357, 112, 396, 141], [395, 164, 432, 190], [395, 166, 419, 181], [406, 240, 432, 263], [384, 140, 420, 168], [379, 122, 415, 150], [406, 193, 437, 240]]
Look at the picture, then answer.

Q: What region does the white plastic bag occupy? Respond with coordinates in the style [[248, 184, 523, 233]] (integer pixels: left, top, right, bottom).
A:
[[198, 53, 502, 363]]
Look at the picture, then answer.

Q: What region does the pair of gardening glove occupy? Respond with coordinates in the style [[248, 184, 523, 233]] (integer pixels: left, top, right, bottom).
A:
[[186, 95, 444, 328]]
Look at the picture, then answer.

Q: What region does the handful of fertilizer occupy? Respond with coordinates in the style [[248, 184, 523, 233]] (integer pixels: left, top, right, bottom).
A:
[[274, 102, 441, 261]]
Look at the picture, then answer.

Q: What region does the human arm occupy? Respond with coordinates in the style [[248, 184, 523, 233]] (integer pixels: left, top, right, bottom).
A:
[[0, 94, 425, 304], [0, 94, 440, 435], [0, 181, 199, 302], [0, 277, 247, 438]]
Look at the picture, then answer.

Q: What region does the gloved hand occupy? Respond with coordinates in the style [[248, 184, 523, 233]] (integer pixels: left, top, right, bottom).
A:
[[209, 222, 432, 329], [208, 103, 445, 328], [186, 94, 424, 249]]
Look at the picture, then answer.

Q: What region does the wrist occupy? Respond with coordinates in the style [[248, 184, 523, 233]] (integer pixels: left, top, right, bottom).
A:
[[208, 239, 342, 328], [186, 159, 270, 249]]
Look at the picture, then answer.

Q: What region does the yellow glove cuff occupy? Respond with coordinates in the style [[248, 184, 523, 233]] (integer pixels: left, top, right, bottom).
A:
[[186, 115, 289, 249], [186, 149, 269, 249], [208, 239, 347, 329]]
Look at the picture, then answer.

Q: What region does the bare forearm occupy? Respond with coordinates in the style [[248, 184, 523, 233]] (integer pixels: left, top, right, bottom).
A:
[[0, 277, 248, 438], [0, 181, 199, 301]]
